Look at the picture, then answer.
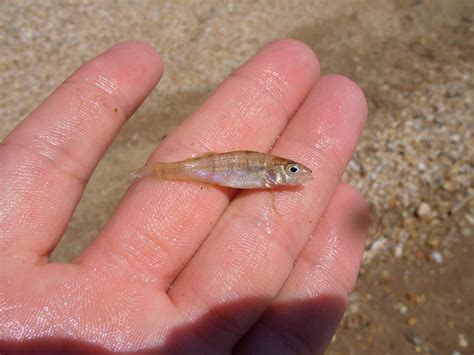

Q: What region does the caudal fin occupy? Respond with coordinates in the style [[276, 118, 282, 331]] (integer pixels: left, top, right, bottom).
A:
[[130, 164, 154, 180], [131, 162, 184, 181]]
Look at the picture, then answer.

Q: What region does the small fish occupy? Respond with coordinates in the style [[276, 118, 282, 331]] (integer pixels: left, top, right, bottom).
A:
[[133, 151, 312, 189]]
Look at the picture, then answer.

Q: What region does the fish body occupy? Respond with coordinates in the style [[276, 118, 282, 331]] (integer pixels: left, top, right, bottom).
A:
[[142, 151, 312, 189]]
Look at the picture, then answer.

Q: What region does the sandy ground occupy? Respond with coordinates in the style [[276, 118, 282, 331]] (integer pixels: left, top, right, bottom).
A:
[[1, 0, 473, 353]]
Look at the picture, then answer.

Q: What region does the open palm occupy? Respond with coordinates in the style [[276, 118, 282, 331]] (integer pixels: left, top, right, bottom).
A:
[[1, 40, 368, 354]]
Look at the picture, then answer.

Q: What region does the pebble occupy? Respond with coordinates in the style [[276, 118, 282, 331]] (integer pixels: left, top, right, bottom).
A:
[[404, 330, 422, 346], [416, 202, 432, 218], [466, 214, 474, 225], [458, 333, 469, 348], [363, 237, 387, 263], [443, 181, 455, 191], [349, 302, 360, 314], [348, 292, 360, 302], [426, 238, 440, 248], [394, 243, 404, 258], [380, 269, 391, 284], [395, 303, 408, 315], [345, 313, 370, 330], [431, 251, 444, 264], [461, 228, 471, 237], [405, 293, 427, 305]]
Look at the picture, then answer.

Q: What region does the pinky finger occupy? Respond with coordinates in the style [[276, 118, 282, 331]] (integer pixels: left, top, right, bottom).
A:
[[234, 183, 369, 355]]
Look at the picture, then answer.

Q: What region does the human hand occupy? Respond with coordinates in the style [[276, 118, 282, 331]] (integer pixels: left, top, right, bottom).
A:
[[0, 40, 368, 354]]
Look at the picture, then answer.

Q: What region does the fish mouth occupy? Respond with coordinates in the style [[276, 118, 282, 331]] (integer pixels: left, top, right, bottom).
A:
[[297, 165, 313, 184], [296, 173, 313, 184], [286, 172, 312, 185]]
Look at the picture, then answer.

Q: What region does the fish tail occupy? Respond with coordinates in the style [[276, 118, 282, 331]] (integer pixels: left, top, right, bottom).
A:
[[153, 162, 168, 180], [131, 162, 188, 181], [153, 162, 185, 180], [130, 164, 155, 180], [132, 162, 181, 180]]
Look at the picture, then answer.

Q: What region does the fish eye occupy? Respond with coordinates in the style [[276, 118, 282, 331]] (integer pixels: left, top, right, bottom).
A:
[[287, 164, 299, 174]]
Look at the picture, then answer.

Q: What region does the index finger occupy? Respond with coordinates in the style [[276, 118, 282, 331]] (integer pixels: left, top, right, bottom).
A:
[[0, 42, 163, 262]]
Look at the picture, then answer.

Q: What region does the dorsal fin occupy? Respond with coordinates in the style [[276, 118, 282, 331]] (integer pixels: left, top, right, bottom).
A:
[[189, 151, 219, 160], [196, 151, 217, 157]]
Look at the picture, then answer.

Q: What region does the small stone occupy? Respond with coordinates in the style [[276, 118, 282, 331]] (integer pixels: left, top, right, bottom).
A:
[[416, 202, 432, 218], [380, 269, 391, 284], [349, 302, 360, 313], [426, 238, 440, 248], [417, 294, 427, 304], [394, 243, 404, 258], [466, 214, 474, 225], [431, 251, 444, 264], [415, 250, 426, 260], [348, 291, 360, 302], [443, 181, 454, 191], [458, 333, 469, 348], [344, 313, 370, 330], [405, 330, 422, 346], [395, 303, 408, 315], [405, 293, 427, 305], [461, 228, 471, 237], [408, 317, 417, 326]]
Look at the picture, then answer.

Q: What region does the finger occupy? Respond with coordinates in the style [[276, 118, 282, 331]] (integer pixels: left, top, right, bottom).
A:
[[168, 75, 367, 346], [80, 40, 320, 287], [234, 184, 368, 355], [0, 42, 163, 261]]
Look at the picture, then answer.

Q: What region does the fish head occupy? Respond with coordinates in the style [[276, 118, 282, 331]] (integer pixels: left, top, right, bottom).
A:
[[282, 160, 313, 185], [268, 158, 313, 186]]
